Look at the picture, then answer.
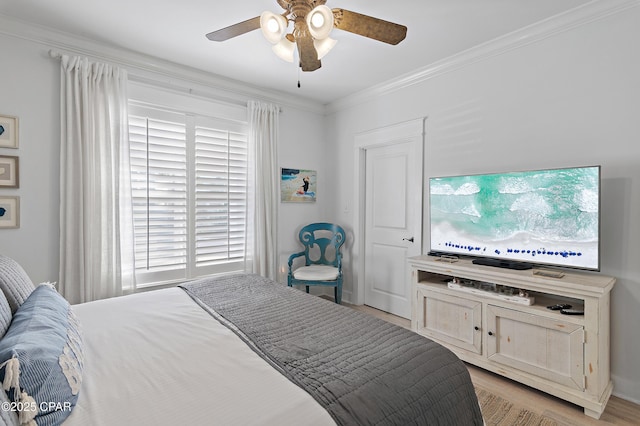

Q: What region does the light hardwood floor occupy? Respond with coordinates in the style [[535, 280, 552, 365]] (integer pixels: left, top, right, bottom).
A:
[[345, 301, 640, 426]]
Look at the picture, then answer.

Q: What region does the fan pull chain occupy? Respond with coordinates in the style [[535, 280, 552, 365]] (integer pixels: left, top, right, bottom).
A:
[[297, 64, 301, 88]]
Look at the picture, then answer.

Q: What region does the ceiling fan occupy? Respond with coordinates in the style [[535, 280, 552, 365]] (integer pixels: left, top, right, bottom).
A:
[[206, 0, 407, 72]]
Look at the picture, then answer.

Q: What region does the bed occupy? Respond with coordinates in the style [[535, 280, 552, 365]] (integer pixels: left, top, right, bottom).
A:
[[0, 255, 483, 425]]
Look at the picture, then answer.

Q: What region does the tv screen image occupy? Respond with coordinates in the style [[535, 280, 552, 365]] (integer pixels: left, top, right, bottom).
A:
[[429, 166, 600, 270]]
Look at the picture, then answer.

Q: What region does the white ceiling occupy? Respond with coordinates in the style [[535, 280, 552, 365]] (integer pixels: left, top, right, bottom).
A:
[[1, 0, 592, 105]]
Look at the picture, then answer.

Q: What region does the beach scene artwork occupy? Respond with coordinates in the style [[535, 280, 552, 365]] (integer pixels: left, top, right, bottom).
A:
[[281, 168, 316, 203]]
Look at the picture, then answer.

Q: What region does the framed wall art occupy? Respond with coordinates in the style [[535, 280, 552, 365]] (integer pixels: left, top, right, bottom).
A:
[[0, 155, 19, 188], [0, 196, 20, 229], [0, 115, 19, 149], [281, 168, 317, 203]]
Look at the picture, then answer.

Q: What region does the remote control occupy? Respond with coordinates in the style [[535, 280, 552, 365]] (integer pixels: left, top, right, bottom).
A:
[[560, 309, 584, 315], [533, 270, 565, 278], [547, 304, 572, 310]]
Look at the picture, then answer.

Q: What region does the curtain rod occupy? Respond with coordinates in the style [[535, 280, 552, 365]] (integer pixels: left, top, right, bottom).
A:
[[46, 49, 283, 112], [49, 49, 62, 59]]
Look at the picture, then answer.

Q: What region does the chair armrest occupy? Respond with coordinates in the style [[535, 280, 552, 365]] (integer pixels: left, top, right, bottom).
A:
[[288, 252, 306, 273]]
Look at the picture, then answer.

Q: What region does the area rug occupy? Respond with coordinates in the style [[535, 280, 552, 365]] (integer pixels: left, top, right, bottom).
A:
[[475, 387, 558, 426]]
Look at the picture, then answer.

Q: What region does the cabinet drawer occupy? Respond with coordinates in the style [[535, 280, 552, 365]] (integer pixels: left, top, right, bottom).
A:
[[415, 287, 482, 354], [486, 305, 584, 390]]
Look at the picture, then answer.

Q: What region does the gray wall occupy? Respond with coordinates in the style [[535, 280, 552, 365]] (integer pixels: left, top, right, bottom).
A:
[[327, 7, 640, 403]]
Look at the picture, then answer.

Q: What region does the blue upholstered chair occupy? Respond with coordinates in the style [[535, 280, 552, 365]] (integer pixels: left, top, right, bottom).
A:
[[287, 223, 346, 304]]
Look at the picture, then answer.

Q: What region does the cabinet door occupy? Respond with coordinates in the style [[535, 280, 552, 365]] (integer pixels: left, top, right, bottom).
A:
[[415, 287, 482, 354], [486, 305, 584, 390]]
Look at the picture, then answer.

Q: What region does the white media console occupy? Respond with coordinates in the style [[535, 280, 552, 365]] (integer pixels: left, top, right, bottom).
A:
[[408, 255, 615, 419]]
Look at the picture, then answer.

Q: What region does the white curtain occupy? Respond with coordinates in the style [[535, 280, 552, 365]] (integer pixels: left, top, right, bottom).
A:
[[245, 101, 280, 280], [58, 55, 135, 304]]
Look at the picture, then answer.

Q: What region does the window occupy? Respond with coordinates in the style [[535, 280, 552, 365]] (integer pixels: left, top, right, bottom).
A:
[[129, 105, 248, 285]]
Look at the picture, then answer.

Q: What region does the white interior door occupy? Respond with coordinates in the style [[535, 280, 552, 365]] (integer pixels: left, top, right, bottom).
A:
[[364, 139, 421, 319]]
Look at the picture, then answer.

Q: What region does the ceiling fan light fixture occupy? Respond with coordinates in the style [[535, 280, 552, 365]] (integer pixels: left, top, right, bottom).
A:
[[272, 38, 296, 63], [306, 5, 334, 40], [313, 37, 337, 60], [260, 11, 287, 44], [206, 4, 408, 73], [311, 11, 325, 28]]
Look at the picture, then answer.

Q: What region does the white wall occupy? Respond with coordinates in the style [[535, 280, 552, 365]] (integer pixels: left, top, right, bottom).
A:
[[0, 35, 60, 283], [327, 7, 640, 402], [277, 105, 334, 284], [0, 30, 329, 288]]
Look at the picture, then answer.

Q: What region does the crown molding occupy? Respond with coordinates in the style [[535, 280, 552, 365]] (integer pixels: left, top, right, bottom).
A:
[[327, 0, 640, 114], [0, 14, 326, 115]]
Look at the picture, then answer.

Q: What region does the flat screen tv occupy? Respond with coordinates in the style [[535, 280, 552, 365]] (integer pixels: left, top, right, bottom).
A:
[[428, 166, 600, 271]]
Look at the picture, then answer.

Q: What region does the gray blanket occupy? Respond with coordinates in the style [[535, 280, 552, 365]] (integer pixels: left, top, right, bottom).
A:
[[180, 274, 483, 426]]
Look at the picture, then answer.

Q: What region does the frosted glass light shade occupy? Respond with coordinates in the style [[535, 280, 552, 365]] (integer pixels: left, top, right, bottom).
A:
[[272, 38, 295, 63], [314, 37, 337, 60], [306, 5, 334, 40], [260, 11, 287, 44]]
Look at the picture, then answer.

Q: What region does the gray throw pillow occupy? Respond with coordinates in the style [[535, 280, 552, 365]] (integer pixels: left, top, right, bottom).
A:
[[0, 293, 11, 340], [0, 255, 35, 314]]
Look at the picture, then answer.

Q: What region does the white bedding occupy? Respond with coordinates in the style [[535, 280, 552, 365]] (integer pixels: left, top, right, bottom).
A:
[[65, 287, 335, 426]]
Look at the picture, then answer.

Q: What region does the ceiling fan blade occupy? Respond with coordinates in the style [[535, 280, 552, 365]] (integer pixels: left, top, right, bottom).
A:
[[294, 21, 321, 72], [332, 9, 407, 45], [206, 16, 261, 42]]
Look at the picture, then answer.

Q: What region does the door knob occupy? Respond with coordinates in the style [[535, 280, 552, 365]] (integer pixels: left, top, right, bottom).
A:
[[403, 237, 414, 243]]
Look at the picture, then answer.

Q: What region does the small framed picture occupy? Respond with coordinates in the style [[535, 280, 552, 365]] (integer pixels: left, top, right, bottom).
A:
[[0, 115, 19, 149], [281, 168, 317, 203], [0, 155, 19, 188], [0, 196, 20, 229]]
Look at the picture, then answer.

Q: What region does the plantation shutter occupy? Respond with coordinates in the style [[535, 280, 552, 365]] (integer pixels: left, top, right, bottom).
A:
[[128, 104, 248, 285], [129, 114, 188, 281], [195, 126, 248, 270]]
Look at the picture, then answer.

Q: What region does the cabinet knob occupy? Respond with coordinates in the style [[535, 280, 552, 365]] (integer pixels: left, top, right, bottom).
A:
[[488, 331, 494, 336], [474, 326, 480, 331]]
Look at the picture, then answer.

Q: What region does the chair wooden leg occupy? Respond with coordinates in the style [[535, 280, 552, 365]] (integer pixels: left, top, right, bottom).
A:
[[305, 286, 309, 293]]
